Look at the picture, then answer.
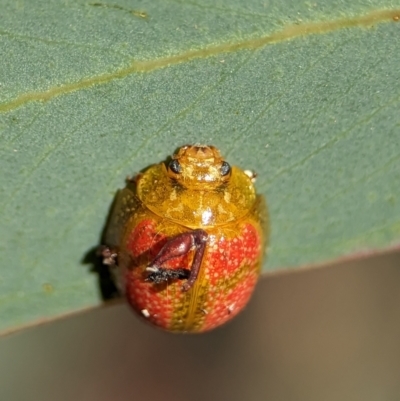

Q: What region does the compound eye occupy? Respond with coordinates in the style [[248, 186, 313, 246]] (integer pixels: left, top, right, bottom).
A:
[[220, 161, 231, 176], [169, 159, 182, 174]]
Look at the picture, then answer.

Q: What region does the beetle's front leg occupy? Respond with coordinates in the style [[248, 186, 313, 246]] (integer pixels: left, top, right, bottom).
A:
[[145, 229, 208, 291], [98, 245, 118, 266]]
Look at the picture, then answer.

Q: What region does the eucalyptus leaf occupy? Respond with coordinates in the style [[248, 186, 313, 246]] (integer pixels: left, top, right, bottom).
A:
[[1, 0, 399, 333]]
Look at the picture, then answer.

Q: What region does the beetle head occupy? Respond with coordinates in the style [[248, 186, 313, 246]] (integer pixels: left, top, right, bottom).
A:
[[166, 145, 231, 189]]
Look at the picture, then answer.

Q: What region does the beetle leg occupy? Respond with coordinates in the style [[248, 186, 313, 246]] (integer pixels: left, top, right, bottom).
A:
[[181, 230, 208, 292], [98, 245, 118, 266], [146, 229, 208, 292], [125, 173, 143, 184], [146, 267, 190, 284]]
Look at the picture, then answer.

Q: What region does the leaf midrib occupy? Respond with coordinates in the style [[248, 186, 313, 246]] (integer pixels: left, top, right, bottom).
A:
[[0, 8, 398, 114]]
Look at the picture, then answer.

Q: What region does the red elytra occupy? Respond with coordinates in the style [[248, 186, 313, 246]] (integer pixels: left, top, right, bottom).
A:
[[103, 145, 268, 333]]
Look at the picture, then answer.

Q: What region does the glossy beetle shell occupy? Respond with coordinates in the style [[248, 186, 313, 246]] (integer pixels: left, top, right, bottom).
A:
[[104, 145, 269, 333]]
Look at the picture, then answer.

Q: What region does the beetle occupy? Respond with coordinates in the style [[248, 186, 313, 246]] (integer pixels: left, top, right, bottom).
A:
[[102, 145, 268, 333]]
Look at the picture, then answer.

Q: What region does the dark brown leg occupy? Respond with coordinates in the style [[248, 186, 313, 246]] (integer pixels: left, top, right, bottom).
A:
[[145, 229, 208, 292], [98, 245, 118, 266]]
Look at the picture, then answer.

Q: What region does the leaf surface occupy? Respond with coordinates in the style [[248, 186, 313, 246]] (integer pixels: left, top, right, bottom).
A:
[[1, 0, 400, 332]]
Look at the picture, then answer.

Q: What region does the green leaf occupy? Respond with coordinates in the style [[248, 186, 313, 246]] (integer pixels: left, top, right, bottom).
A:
[[1, 0, 399, 333]]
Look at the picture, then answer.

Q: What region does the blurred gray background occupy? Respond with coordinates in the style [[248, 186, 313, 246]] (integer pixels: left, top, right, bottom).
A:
[[1, 250, 399, 401]]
